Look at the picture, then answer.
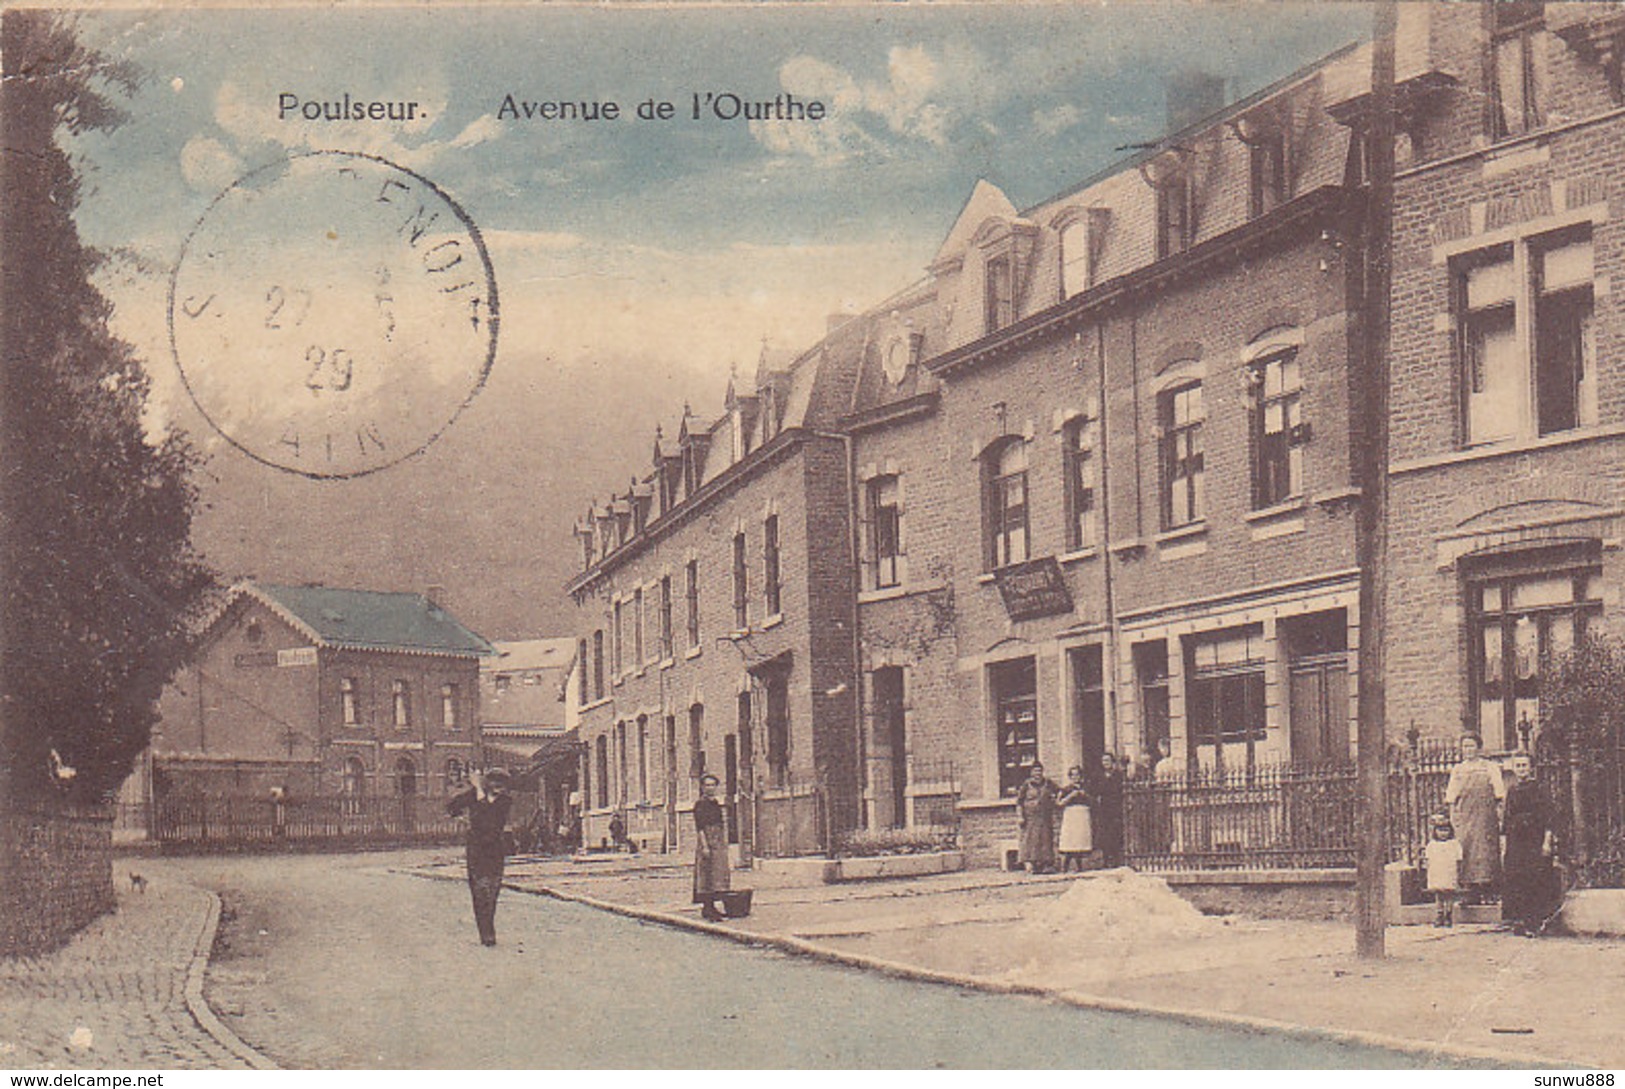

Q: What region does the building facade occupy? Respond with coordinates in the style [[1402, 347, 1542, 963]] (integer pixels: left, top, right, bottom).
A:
[[144, 582, 492, 805], [1383, 3, 1625, 754], [564, 4, 1625, 863]]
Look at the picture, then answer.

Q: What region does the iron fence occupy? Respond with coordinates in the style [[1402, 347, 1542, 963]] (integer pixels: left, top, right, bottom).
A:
[[147, 794, 465, 848]]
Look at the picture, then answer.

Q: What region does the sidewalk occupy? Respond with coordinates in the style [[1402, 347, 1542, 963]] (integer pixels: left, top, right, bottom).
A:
[[0, 871, 270, 1070], [459, 851, 1621, 1069]]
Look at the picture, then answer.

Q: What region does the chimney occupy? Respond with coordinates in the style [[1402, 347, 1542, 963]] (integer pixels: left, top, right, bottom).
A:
[[1166, 69, 1226, 135], [425, 584, 447, 612]]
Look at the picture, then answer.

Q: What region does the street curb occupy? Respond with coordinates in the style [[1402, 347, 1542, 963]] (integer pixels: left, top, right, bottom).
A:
[[183, 889, 278, 1070], [402, 866, 1587, 1071]]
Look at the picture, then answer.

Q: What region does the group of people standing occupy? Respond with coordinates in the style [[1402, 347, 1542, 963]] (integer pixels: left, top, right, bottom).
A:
[[1015, 754, 1128, 875], [1427, 735, 1563, 936]]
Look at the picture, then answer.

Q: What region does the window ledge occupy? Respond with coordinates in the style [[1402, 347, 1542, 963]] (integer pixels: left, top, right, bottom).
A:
[[684, 645, 703, 660], [1154, 521, 1208, 546], [957, 796, 1017, 812], [1109, 537, 1148, 558], [1244, 497, 1306, 523], [976, 572, 997, 585], [858, 581, 944, 604], [1058, 545, 1100, 565], [659, 657, 676, 672], [581, 696, 614, 713], [726, 629, 751, 642], [1392, 421, 1625, 477], [761, 613, 785, 631]]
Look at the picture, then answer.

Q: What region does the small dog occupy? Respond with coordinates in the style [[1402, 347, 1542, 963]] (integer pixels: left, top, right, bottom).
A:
[[128, 872, 148, 894]]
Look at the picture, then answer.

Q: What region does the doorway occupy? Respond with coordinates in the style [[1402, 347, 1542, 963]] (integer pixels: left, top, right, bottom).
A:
[[872, 667, 907, 829], [1284, 611, 1350, 764]]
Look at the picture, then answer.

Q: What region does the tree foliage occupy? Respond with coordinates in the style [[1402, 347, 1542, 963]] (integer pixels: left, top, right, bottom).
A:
[[1, 11, 216, 803], [1541, 635, 1625, 752]]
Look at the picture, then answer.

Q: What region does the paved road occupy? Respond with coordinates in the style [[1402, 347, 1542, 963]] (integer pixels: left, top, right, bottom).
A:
[[155, 850, 1455, 1069]]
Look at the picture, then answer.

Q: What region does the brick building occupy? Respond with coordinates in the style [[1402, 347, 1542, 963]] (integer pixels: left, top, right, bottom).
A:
[[1380, 3, 1625, 754], [143, 582, 493, 805], [564, 5, 1625, 864], [565, 346, 862, 857]]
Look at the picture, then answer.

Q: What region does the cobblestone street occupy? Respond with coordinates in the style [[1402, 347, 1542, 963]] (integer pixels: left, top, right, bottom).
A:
[[0, 873, 262, 1069]]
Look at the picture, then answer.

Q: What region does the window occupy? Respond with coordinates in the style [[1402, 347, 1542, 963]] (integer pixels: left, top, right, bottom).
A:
[[688, 704, 706, 780], [1249, 132, 1286, 218], [1156, 175, 1190, 258], [342, 757, 365, 814], [392, 679, 411, 729], [732, 531, 749, 629], [592, 629, 605, 699], [612, 600, 625, 676], [659, 575, 674, 659], [1458, 229, 1595, 444], [986, 439, 1030, 569], [1491, 2, 1546, 140], [444, 757, 466, 794], [685, 560, 700, 648], [985, 254, 1013, 333], [1063, 417, 1098, 550], [992, 657, 1039, 796], [395, 756, 417, 797], [1161, 382, 1205, 529], [633, 588, 645, 666], [616, 721, 629, 805], [341, 677, 359, 726], [866, 475, 903, 589], [762, 665, 791, 786], [1470, 550, 1602, 751], [764, 514, 782, 617], [637, 715, 650, 803], [1134, 641, 1171, 758], [594, 735, 609, 809], [1251, 350, 1305, 507], [1185, 627, 1267, 770], [1060, 218, 1091, 298], [441, 683, 459, 730], [577, 639, 589, 705]]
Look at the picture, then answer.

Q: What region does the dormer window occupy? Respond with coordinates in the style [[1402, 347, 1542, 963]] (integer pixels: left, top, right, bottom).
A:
[[1060, 218, 1091, 299], [985, 255, 1014, 333], [1156, 175, 1191, 259], [1249, 131, 1286, 218]]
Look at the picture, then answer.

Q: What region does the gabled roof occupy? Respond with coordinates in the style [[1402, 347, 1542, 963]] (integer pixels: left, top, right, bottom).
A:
[[238, 582, 495, 658]]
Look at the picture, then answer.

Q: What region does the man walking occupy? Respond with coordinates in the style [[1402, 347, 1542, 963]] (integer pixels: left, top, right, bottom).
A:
[[448, 767, 513, 946]]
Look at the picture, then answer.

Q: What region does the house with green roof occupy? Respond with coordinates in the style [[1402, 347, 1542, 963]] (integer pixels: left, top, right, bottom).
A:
[[129, 581, 495, 831]]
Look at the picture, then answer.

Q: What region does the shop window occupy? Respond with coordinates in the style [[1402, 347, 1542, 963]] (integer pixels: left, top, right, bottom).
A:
[[992, 657, 1039, 796], [1185, 626, 1267, 770], [1470, 547, 1602, 751]]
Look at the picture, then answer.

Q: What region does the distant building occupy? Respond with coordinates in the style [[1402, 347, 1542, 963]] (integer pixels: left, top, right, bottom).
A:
[[138, 581, 494, 807], [481, 638, 582, 850]]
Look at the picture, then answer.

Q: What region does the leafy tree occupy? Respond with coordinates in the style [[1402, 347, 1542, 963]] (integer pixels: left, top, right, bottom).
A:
[[1540, 635, 1625, 888], [1, 11, 215, 804]]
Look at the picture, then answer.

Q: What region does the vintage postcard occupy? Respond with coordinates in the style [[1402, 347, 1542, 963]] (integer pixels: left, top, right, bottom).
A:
[[3, 0, 1624, 1073]]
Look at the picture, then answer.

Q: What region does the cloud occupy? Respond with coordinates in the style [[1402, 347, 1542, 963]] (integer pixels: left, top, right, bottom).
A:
[[179, 134, 242, 193], [750, 43, 973, 165], [1033, 103, 1083, 137], [448, 114, 503, 150]]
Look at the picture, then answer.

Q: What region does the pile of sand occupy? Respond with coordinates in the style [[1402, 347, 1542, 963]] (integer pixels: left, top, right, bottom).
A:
[[1020, 869, 1221, 942]]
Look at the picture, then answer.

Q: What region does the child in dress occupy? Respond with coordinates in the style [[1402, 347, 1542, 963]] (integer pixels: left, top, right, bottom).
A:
[[1424, 813, 1463, 927]]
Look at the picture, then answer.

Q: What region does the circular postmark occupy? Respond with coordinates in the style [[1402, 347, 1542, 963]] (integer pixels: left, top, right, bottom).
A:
[[169, 151, 499, 479]]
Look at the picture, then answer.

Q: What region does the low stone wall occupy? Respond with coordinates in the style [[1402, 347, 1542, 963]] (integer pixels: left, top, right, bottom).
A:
[[1158, 869, 1355, 921], [958, 803, 1018, 869], [0, 801, 115, 957]]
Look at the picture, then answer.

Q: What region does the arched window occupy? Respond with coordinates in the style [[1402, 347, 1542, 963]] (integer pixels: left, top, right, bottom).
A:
[[984, 438, 1030, 569]]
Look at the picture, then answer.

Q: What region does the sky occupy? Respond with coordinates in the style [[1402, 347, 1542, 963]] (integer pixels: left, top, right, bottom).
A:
[[62, 2, 1373, 635]]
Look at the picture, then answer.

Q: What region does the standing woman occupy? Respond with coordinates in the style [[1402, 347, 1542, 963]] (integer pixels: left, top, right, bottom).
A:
[[693, 773, 731, 921], [1016, 763, 1060, 875], [1056, 767, 1093, 873], [1501, 752, 1562, 936], [1444, 734, 1505, 904], [447, 767, 513, 947]]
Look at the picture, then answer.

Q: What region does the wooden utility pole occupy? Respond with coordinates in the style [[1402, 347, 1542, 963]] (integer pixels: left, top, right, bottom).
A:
[[1355, 0, 1398, 960]]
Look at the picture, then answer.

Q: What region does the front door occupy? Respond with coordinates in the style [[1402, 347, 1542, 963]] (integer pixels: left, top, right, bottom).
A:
[[873, 668, 907, 829], [1071, 645, 1106, 772], [1289, 655, 1349, 764]]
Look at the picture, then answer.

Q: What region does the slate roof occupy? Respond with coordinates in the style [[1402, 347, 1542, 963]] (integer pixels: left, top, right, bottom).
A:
[[244, 582, 495, 657]]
